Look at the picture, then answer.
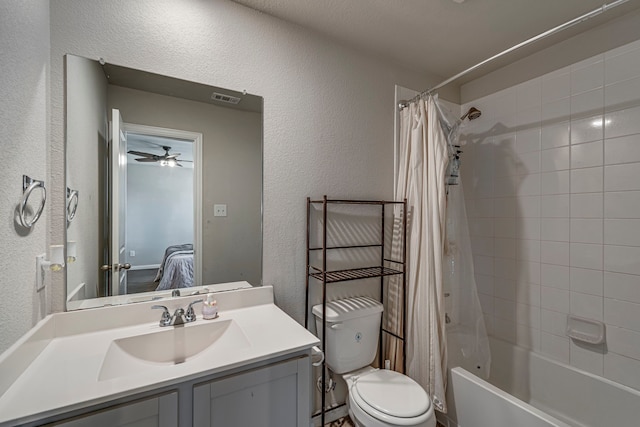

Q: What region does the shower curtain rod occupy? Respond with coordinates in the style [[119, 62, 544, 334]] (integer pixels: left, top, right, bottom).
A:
[[399, 0, 629, 109]]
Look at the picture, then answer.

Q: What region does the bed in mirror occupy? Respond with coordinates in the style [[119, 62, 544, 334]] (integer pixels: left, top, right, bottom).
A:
[[65, 54, 263, 310]]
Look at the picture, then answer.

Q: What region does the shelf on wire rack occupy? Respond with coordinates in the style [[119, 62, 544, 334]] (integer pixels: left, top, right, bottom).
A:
[[309, 266, 403, 283]]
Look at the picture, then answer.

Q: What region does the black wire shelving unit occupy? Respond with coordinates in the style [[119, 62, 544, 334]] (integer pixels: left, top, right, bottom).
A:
[[305, 196, 407, 426]]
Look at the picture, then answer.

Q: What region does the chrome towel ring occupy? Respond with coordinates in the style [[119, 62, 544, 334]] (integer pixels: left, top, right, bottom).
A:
[[19, 175, 46, 229], [67, 187, 79, 224]]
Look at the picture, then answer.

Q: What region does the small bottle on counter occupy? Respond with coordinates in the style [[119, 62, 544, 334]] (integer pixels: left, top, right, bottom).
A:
[[202, 293, 219, 320]]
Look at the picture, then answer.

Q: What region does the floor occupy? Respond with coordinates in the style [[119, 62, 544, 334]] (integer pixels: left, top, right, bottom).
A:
[[126, 269, 157, 294], [325, 416, 445, 427]]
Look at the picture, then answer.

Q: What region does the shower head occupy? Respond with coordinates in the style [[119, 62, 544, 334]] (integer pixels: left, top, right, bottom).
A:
[[461, 107, 481, 121]]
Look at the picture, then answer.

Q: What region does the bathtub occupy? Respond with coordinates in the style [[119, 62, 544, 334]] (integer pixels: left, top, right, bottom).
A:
[[439, 335, 640, 427]]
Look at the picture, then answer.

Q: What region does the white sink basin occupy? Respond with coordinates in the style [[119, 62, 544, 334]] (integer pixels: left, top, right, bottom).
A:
[[98, 319, 250, 381]]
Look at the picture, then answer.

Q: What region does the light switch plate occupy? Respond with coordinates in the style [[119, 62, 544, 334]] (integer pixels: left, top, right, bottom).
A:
[[214, 204, 227, 217]]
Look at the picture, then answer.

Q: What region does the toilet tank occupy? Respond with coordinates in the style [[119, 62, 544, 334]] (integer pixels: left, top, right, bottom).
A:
[[312, 296, 383, 374]]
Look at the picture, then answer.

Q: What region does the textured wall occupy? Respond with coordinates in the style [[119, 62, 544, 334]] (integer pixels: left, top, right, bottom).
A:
[[0, 0, 50, 353], [461, 38, 640, 391], [49, 0, 436, 322]]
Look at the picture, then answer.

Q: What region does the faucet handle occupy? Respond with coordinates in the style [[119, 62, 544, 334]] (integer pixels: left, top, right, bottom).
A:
[[185, 299, 203, 322], [151, 305, 171, 327]]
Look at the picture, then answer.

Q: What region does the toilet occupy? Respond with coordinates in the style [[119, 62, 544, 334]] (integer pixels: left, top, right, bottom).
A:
[[313, 296, 436, 427]]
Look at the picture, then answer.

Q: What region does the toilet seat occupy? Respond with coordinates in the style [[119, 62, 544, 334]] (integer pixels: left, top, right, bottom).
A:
[[349, 370, 433, 426]]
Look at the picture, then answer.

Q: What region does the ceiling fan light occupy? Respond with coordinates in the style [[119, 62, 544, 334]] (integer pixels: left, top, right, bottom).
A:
[[167, 159, 177, 167]]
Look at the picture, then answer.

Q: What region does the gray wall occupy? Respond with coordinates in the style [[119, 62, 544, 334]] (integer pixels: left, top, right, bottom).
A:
[[127, 163, 194, 267], [65, 55, 107, 299], [0, 0, 50, 353], [46, 0, 440, 323], [108, 86, 262, 285]]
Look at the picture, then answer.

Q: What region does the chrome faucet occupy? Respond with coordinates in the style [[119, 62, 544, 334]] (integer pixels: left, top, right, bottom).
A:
[[152, 299, 203, 327]]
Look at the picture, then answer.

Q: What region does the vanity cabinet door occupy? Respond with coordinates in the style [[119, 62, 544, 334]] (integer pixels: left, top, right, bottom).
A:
[[193, 356, 310, 427], [48, 391, 178, 427]]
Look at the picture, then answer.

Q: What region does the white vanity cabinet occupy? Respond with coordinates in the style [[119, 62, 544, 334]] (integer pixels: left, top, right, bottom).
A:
[[193, 356, 310, 427], [46, 392, 178, 427]]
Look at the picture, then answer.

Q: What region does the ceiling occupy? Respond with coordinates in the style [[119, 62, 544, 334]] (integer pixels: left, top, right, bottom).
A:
[[232, 0, 640, 86]]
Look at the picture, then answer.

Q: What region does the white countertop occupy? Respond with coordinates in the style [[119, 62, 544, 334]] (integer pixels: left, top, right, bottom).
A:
[[0, 286, 319, 426]]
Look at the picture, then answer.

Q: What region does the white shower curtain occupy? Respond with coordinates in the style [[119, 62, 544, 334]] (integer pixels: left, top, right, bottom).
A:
[[396, 95, 449, 412]]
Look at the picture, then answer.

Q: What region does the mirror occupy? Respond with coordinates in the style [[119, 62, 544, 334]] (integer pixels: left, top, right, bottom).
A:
[[65, 55, 263, 310]]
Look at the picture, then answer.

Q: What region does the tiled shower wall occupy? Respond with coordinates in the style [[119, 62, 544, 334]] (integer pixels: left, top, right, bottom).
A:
[[460, 38, 640, 391]]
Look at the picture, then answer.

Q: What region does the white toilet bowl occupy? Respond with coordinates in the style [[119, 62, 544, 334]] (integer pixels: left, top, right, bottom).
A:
[[344, 367, 436, 427]]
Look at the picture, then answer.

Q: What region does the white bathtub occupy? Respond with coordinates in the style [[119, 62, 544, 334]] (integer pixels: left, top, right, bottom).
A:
[[439, 336, 640, 427]]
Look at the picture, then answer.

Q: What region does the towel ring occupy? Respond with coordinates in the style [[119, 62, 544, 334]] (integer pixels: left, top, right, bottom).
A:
[[67, 187, 79, 224], [20, 175, 46, 229]]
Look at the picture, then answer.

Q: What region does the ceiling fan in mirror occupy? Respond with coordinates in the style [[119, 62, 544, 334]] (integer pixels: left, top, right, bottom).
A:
[[127, 146, 192, 167]]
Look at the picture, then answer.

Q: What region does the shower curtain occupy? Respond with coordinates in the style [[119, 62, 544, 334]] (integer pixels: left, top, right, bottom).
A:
[[395, 95, 449, 412]]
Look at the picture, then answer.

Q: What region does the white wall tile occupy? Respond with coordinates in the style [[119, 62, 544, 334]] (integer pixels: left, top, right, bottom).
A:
[[605, 75, 640, 112], [494, 218, 516, 238], [570, 243, 603, 269], [571, 59, 604, 95], [478, 293, 494, 315], [605, 105, 640, 139], [540, 147, 570, 172], [604, 191, 640, 218], [493, 197, 514, 217], [516, 303, 541, 329], [517, 282, 541, 306], [494, 297, 516, 321], [604, 298, 640, 331], [473, 198, 495, 218], [605, 39, 640, 60], [474, 255, 495, 275], [571, 167, 603, 193], [541, 194, 569, 217], [540, 241, 570, 266], [494, 257, 517, 280], [541, 263, 570, 288], [518, 218, 541, 240], [605, 45, 640, 85], [605, 134, 640, 165], [471, 236, 494, 257], [475, 274, 494, 296], [516, 196, 541, 218], [571, 193, 603, 218], [517, 173, 541, 196], [541, 332, 570, 364], [604, 245, 640, 275], [570, 341, 604, 376], [494, 278, 516, 301], [516, 325, 541, 351], [570, 291, 603, 320], [540, 309, 567, 336], [605, 219, 640, 246], [516, 128, 541, 153], [541, 99, 570, 123], [494, 237, 516, 259], [541, 218, 570, 241], [517, 239, 540, 262], [492, 320, 516, 343], [541, 286, 570, 313], [604, 353, 640, 390], [570, 267, 603, 296], [517, 78, 541, 110], [571, 88, 603, 118], [493, 177, 516, 197], [604, 271, 640, 304], [571, 115, 604, 144], [470, 218, 494, 237], [542, 72, 570, 103], [541, 170, 570, 195], [570, 218, 603, 244], [605, 163, 640, 191], [517, 261, 541, 285], [517, 151, 541, 176], [607, 326, 640, 361], [571, 141, 603, 169]]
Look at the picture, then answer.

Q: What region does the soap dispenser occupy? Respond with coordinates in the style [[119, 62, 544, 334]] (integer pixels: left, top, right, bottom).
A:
[[202, 293, 219, 320]]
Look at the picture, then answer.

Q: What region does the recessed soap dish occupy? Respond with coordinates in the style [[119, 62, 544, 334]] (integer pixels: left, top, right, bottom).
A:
[[566, 315, 606, 345]]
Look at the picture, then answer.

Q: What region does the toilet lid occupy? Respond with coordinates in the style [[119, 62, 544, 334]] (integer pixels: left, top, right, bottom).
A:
[[352, 370, 431, 418]]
